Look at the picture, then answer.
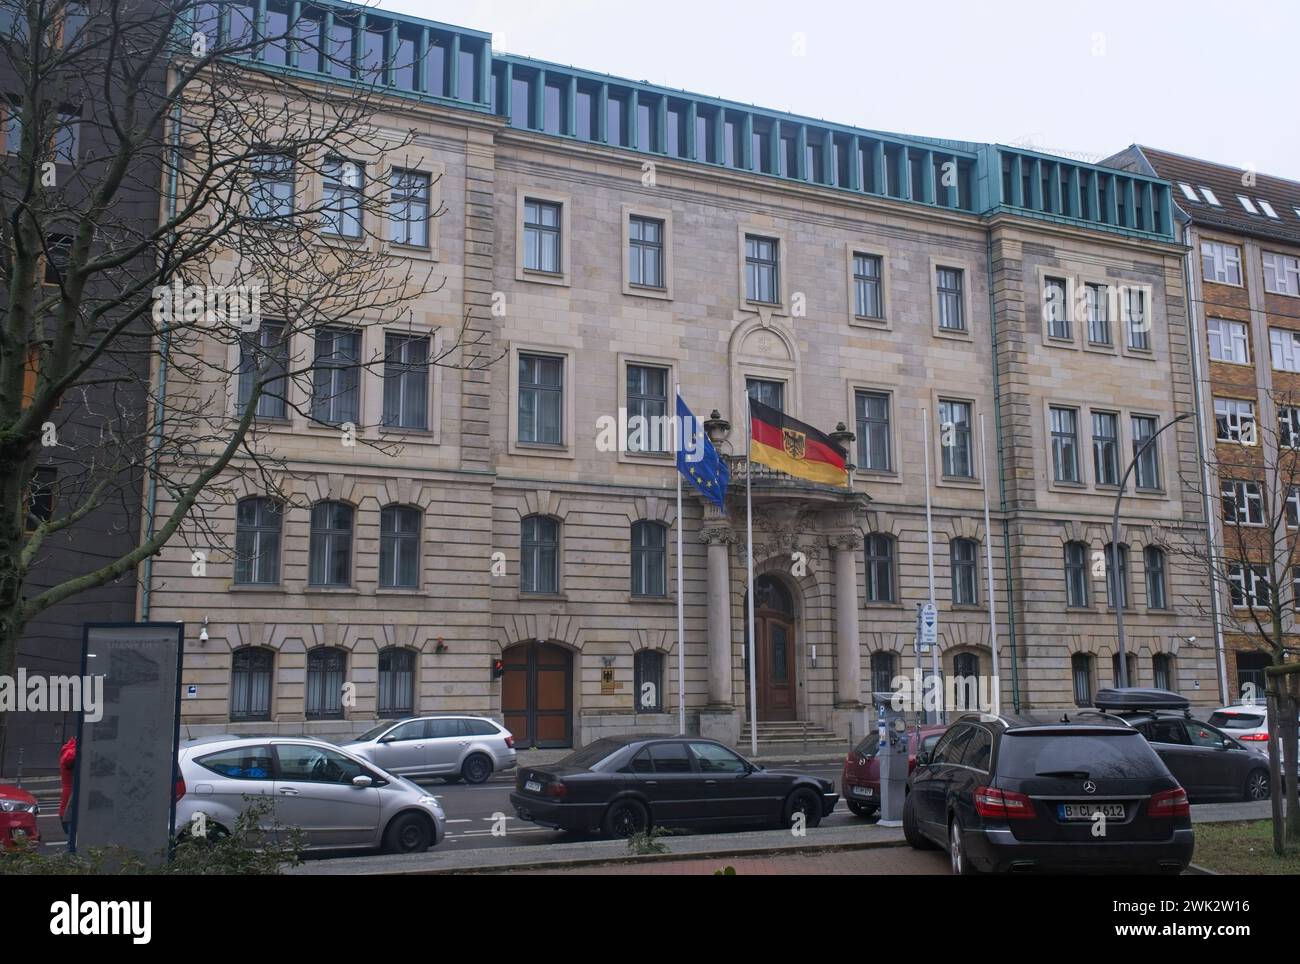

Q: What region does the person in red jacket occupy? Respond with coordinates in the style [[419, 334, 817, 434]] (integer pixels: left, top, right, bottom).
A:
[[58, 737, 77, 835]]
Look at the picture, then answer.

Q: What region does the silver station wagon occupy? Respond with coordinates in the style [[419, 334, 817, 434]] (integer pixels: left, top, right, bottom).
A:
[[343, 715, 517, 784]]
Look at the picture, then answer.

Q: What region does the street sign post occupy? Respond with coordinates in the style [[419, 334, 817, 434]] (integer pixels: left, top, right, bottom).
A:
[[919, 602, 938, 652]]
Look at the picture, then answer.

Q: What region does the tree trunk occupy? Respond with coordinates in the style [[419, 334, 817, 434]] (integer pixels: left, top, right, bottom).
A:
[[1282, 691, 1300, 846]]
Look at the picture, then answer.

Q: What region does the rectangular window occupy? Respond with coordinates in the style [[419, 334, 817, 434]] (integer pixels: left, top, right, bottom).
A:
[[864, 536, 895, 604], [1123, 287, 1150, 350], [1228, 564, 1270, 609], [389, 169, 430, 247], [1207, 318, 1250, 363], [249, 152, 294, 220], [1050, 406, 1080, 483], [1091, 411, 1119, 486], [1286, 487, 1300, 529], [1201, 241, 1242, 285], [855, 390, 891, 471], [1131, 415, 1161, 489], [746, 377, 784, 412], [628, 216, 664, 289], [1085, 283, 1111, 345], [322, 157, 363, 238], [936, 267, 965, 331], [311, 328, 361, 425], [1221, 479, 1264, 526], [853, 253, 883, 319], [523, 199, 561, 273], [1263, 252, 1300, 296], [382, 333, 430, 430], [518, 353, 563, 445], [950, 539, 978, 606], [1044, 276, 1069, 339], [626, 364, 668, 454], [1105, 546, 1129, 609], [1280, 406, 1300, 449], [938, 399, 973, 478], [1269, 328, 1300, 372], [1214, 397, 1257, 444], [1145, 550, 1167, 609], [1064, 543, 1088, 608], [745, 234, 779, 304], [237, 322, 288, 419]]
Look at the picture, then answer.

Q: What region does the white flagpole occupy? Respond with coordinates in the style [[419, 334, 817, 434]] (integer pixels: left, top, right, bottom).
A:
[[746, 393, 759, 758], [922, 408, 938, 724], [675, 385, 686, 736], [979, 414, 1000, 715]]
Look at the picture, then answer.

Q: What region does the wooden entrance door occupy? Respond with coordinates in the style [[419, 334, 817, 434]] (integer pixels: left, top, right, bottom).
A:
[[501, 641, 573, 748], [747, 575, 797, 721]]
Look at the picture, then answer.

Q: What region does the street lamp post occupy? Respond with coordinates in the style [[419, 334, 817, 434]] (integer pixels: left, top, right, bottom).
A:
[[1113, 413, 1194, 687]]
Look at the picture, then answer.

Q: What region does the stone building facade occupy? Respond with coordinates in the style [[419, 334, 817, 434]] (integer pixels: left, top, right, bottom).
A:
[[148, 4, 1218, 750]]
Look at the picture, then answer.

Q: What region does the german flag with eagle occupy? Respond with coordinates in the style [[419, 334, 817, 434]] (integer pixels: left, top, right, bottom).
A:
[[749, 398, 848, 486]]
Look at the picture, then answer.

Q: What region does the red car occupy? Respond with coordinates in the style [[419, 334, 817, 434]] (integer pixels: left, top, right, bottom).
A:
[[0, 784, 41, 849], [842, 725, 948, 817]]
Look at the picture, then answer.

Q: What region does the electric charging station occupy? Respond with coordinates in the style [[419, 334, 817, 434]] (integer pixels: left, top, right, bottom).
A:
[[875, 694, 910, 827]]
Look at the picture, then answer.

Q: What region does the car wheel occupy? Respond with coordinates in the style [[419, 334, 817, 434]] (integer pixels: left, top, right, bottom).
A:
[[461, 753, 493, 785], [783, 787, 823, 829], [1245, 768, 1271, 801], [902, 794, 934, 850], [846, 800, 877, 819], [949, 818, 978, 875], [602, 798, 649, 838], [383, 812, 433, 854]]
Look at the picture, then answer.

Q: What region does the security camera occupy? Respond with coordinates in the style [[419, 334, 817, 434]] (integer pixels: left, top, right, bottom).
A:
[[199, 617, 209, 644]]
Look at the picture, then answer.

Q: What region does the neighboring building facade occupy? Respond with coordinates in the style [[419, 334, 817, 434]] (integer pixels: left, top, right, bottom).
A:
[[1108, 145, 1300, 702], [1, 6, 157, 775], [149, 3, 1218, 750]]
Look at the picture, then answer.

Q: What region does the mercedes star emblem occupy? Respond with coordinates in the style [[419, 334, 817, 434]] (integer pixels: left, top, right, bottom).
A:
[[1083, 780, 1097, 794]]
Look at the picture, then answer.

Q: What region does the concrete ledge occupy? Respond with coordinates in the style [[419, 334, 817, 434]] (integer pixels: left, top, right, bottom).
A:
[[288, 822, 907, 876]]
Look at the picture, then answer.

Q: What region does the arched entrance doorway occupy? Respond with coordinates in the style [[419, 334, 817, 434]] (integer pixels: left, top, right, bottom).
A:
[[501, 641, 573, 748], [744, 574, 797, 721]]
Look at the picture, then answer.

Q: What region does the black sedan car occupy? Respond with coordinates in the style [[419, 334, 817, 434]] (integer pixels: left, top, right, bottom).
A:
[[1090, 688, 1272, 802], [903, 713, 1193, 874], [510, 735, 838, 837]]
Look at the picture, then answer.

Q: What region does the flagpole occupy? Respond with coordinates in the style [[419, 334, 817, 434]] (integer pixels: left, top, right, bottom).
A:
[[922, 408, 938, 724], [675, 385, 686, 736], [979, 414, 1000, 715], [745, 393, 758, 758]]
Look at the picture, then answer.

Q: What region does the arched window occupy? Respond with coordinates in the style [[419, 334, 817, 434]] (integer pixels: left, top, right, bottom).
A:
[[380, 505, 421, 589], [864, 534, 895, 603], [1144, 545, 1167, 609], [634, 650, 664, 713], [870, 651, 897, 697], [950, 537, 978, 605], [309, 501, 353, 587], [1063, 541, 1089, 608], [230, 647, 273, 721], [1071, 653, 1095, 706], [1112, 651, 1138, 688], [234, 497, 282, 585], [1104, 543, 1130, 609], [378, 647, 415, 717], [306, 647, 347, 719], [521, 515, 559, 593], [953, 652, 980, 679], [631, 521, 667, 597]]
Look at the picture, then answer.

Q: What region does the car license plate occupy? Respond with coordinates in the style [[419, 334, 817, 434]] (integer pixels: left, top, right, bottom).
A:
[[1058, 803, 1124, 820], [524, 780, 543, 793], [851, 786, 874, 798]]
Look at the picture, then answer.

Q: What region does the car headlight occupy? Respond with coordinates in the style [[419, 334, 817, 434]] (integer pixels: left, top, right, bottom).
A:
[[0, 800, 36, 814], [418, 795, 440, 809]]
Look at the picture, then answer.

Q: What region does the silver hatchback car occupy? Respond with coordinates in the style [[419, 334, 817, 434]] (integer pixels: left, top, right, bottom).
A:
[[344, 715, 516, 784], [176, 736, 445, 853]]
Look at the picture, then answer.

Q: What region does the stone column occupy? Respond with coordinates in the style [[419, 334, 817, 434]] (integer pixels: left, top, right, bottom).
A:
[[832, 533, 863, 706], [702, 526, 733, 705]]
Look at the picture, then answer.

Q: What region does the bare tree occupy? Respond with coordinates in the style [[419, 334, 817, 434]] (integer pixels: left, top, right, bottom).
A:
[[1172, 386, 1300, 843], [0, 0, 495, 746]]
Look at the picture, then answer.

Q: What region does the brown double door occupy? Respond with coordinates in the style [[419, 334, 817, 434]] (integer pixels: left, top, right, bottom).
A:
[[502, 641, 573, 748], [746, 575, 797, 721]]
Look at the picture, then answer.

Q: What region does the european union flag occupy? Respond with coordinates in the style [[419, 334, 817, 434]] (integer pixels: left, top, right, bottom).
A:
[[676, 394, 730, 510]]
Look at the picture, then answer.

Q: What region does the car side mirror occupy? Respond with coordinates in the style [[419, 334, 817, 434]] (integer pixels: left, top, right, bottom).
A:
[[915, 752, 931, 767], [352, 775, 373, 788], [378, 735, 395, 743]]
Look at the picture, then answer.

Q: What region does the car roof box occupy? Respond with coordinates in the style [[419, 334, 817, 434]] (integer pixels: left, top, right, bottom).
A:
[[1094, 687, 1190, 712]]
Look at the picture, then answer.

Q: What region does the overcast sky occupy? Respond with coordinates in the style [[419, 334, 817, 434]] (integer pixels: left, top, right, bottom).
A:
[[376, 0, 1299, 181]]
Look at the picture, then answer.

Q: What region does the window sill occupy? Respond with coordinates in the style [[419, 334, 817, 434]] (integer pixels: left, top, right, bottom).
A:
[[303, 586, 360, 595], [517, 592, 569, 602], [849, 314, 889, 330], [933, 326, 973, 341], [520, 268, 570, 287], [1050, 479, 1088, 490], [1045, 335, 1078, 348], [625, 283, 672, 301], [863, 601, 906, 610], [745, 299, 786, 315], [629, 594, 676, 605]]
